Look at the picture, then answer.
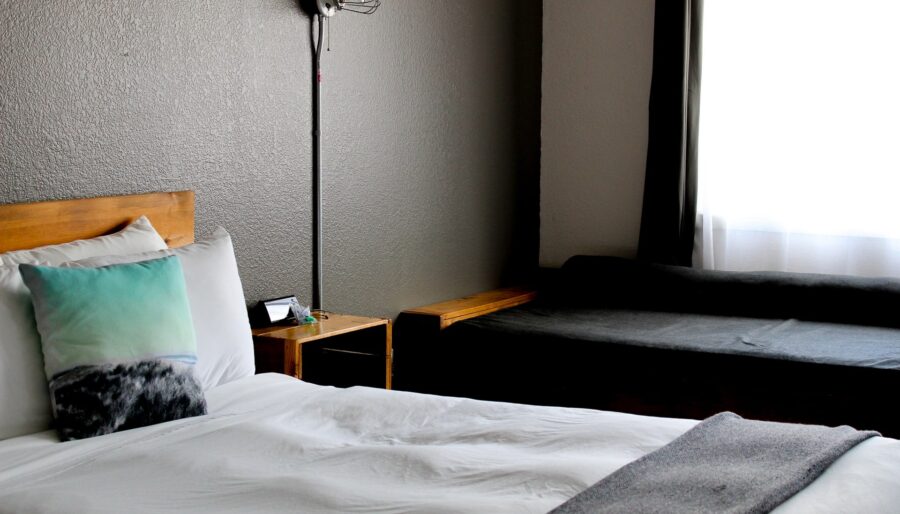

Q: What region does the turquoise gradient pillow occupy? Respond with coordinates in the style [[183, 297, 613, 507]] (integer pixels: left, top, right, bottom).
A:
[[20, 256, 207, 441]]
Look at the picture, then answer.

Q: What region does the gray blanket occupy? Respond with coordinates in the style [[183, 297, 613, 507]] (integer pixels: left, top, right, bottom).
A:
[[551, 412, 878, 514]]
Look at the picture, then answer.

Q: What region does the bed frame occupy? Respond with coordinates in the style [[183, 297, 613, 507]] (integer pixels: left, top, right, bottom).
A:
[[0, 191, 194, 252]]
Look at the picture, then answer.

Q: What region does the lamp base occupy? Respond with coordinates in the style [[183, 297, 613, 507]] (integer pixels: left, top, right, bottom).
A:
[[298, 0, 335, 17]]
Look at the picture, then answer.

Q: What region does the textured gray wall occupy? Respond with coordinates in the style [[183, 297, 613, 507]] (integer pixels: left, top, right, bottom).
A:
[[540, 0, 654, 267], [0, 0, 540, 317]]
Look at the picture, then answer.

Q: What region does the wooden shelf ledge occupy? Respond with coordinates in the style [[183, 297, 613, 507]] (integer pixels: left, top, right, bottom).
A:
[[401, 287, 537, 329]]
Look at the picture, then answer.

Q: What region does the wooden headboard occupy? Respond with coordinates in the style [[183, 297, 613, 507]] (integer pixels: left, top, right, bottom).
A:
[[0, 191, 195, 253]]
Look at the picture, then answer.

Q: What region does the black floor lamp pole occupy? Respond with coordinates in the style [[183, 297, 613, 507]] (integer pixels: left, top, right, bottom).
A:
[[311, 14, 324, 311], [304, 1, 379, 310]]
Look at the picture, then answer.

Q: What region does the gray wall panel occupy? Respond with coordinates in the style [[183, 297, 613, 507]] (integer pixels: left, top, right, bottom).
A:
[[0, 0, 540, 317]]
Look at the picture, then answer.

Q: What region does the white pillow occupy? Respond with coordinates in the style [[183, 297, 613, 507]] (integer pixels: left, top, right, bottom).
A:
[[69, 228, 255, 391], [0, 265, 54, 440], [0, 216, 167, 266], [0, 216, 170, 440]]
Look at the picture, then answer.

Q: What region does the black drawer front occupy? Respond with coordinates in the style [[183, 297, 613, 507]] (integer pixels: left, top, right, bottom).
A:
[[316, 326, 387, 355], [303, 345, 387, 388]]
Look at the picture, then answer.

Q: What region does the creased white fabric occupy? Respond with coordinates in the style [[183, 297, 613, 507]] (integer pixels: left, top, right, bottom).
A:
[[0, 374, 898, 513]]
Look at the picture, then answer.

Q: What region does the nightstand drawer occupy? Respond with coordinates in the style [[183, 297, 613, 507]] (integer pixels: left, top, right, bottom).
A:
[[315, 328, 388, 356]]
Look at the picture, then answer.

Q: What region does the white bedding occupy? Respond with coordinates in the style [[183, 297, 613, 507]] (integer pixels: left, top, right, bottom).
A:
[[0, 373, 898, 513]]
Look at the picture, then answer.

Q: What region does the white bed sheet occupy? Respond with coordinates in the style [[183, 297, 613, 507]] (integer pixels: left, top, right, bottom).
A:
[[0, 373, 898, 513]]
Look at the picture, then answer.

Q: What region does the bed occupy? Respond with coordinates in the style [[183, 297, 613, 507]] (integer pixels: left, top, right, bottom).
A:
[[1, 191, 899, 513], [396, 257, 900, 437]]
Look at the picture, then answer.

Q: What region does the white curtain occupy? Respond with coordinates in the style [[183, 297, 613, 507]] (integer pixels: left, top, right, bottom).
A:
[[695, 0, 900, 278]]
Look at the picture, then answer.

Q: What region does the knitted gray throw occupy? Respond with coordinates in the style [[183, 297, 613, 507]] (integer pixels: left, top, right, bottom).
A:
[[551, 412, 878, 514]]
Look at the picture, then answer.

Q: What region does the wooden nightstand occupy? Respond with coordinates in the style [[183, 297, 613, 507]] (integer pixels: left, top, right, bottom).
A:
[[252, 312, 392, 389]]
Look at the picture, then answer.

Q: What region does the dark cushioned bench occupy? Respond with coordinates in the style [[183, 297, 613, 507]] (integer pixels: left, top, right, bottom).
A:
[[396, 257, 900, 436]]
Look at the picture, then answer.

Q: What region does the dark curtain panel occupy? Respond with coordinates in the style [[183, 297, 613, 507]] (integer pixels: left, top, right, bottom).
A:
[[637, 0, 703, 266]]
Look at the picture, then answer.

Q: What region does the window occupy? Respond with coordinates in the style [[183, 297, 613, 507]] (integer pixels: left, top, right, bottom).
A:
[[696, 1, 900, 277]]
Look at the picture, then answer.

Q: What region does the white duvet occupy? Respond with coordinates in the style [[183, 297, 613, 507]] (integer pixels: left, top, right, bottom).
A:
[[0, 373, 898, 513]]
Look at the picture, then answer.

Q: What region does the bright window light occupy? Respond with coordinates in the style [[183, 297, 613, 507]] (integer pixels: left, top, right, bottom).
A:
[[699, 0, 900, 239]]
